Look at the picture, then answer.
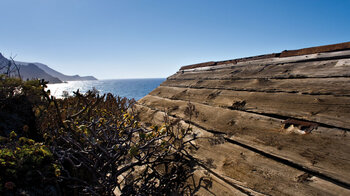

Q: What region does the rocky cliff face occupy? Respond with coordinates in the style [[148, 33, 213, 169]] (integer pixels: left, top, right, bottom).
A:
[[136, 42, 350, 195]]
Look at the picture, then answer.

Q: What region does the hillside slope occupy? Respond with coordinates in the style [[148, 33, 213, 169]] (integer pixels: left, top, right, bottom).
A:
[[19, 63, 62, 83], [136, 42, 350, 195], [0, 53, 97, 83], [16, 61, 97, 82], [0, 53, 62, 83]]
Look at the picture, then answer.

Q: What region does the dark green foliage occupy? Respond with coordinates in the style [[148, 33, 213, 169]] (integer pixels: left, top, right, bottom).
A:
[[39, 91, 199, 195], [0, 74, 203, 195], [0, 75, 46, 140], [0, 135, 60, 195]]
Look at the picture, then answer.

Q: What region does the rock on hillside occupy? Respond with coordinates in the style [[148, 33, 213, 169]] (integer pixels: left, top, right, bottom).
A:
[[19, 63, 62, 83], [21, 62, 98, 82], [0, 53, 97, 83], [0, 53, 62, 83], [136, 42, 350, 195]]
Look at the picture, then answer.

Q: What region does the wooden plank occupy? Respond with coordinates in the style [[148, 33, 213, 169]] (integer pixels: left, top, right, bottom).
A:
[[135, 104, 350, 195], [179, 42, 350, 70], [169, 58, 350, 80], [180, 53, 278, 70], [137, 95, 350, 184], [149, 86, 350, 129], [161, 77, 350, 96], [192, 170, 250, 196], [181, 50, 350, 72], [280, 42, 350, 57]]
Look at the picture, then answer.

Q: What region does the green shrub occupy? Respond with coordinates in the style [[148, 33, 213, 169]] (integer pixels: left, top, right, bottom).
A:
[[0, 134, 59, 194], [0, 75, 47, 140]]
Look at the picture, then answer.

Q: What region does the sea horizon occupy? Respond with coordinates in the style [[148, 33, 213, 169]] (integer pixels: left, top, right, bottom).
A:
[[46, 78, 166, 100]]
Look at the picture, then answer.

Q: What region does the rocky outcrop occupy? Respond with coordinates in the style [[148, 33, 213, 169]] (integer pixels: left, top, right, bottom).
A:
[[136, 42, 350, 195]]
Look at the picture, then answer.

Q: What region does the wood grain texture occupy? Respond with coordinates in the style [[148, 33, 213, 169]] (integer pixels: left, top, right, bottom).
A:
[[136, 48, 350, 195], [135, 104, 350, 195], [150, 86, 350, 129]]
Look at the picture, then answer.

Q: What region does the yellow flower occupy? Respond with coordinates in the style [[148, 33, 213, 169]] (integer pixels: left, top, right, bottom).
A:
[[9, 131, 17, 140]]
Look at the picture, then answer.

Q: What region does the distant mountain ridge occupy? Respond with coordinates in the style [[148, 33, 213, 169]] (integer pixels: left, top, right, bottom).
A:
[[0, 53, 97, 83]]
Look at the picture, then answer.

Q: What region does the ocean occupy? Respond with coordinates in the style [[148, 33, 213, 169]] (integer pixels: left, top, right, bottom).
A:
[[46, 78, 166, 100]]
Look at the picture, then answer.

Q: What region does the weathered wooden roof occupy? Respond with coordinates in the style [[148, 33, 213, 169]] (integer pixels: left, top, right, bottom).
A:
[[136, 42, 350, 195], [180, 41, 350, 70]]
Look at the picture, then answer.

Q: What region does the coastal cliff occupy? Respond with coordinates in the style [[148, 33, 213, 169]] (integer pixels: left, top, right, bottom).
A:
[[0, 53, 97, 83], [136, 42, 350, 195]]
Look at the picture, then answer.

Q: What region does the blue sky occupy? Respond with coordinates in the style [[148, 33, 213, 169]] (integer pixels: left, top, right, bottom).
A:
[[1, 0, 349, 79]]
